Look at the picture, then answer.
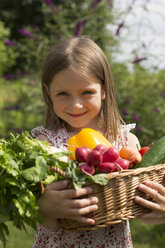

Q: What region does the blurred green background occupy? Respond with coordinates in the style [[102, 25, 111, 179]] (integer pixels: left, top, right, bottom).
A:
[[0, 0, 165, 247]]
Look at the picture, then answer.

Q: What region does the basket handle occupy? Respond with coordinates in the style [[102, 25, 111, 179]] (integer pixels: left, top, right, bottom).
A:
[[50, 166, 72, 189], [49, 165, 68, 179], [38, 166, 68, 196]]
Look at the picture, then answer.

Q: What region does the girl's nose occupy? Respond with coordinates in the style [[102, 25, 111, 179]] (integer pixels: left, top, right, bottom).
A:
[[70, 97, 83, 110]]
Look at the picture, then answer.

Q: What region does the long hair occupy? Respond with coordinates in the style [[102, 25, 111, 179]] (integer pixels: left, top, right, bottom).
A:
[[42, 36, 124, 143]]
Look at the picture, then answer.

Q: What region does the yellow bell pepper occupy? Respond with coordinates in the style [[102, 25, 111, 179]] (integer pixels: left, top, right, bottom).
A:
[[68, 128, 112, 159]]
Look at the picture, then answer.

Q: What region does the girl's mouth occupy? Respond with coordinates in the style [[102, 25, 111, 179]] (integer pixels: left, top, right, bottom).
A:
[[68, 112, 88, 118]]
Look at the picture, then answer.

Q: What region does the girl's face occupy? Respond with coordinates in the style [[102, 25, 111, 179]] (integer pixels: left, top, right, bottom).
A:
[[48, 69, 105, 133]]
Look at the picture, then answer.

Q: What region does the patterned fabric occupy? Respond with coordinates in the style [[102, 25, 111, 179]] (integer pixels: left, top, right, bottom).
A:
[[31, 124, 136, 248]]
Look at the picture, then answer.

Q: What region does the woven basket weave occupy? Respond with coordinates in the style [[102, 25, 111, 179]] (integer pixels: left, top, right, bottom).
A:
[[50, 163, 165, 232]]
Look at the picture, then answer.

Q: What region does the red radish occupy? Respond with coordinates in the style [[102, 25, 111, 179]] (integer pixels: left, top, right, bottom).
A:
[[75, 147, 91, 163], [98, 162, 115, 173], [93, 144, 107, 153], [139, 146, 150, 157], [114, 158, 130, 171], [87, 150, 102, 167], [79, 163, 95, 176], [102, 147, 119, 163]]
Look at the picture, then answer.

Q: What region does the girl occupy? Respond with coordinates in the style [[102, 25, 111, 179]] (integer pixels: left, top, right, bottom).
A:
[[31, 36, 165, 247]]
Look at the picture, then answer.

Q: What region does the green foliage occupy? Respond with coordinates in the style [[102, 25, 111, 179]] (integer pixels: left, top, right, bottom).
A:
[[0, 131, 71, 246], [0, 75, 43, 137], [113, 63, 165, 145], [0, 0, 117, 73], [130, 219, 165, 248], [0, 222, 34, 248], [0, 22, 18, 76]]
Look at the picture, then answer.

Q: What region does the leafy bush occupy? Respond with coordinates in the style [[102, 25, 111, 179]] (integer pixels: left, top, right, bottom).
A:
[[0, 75, 44, 138], [113, 63, 165, 145], [0, 22, 18, 76]]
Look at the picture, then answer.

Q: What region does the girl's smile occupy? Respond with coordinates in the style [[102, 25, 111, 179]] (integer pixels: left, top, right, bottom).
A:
[[48, 69, 105, 133], [67, 111, 88, 118]]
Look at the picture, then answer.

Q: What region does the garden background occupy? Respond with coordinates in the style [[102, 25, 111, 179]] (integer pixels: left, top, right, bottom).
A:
[[0, 0, 165, 247]]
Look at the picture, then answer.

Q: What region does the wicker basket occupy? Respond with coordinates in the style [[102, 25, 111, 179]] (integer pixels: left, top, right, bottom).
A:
[[50, 163, 165, 232]]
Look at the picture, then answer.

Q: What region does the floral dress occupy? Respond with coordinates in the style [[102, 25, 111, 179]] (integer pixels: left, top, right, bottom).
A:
[[31, 124, 135, 248]]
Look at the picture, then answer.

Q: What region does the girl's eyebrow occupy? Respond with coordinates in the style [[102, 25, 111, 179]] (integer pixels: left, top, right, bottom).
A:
[[53, 86, 97, 92]]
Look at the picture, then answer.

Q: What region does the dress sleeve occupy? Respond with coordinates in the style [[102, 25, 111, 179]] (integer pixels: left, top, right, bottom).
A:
[[31, 126, 69, 150], [115, 123, 136, 150], [31, 126, 57, 145], [122, 123, 136, 146]]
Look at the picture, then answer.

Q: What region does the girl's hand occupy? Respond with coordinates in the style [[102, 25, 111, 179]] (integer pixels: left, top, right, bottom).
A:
[[38, 180, 98, 228], [134, 180, 165, 225]]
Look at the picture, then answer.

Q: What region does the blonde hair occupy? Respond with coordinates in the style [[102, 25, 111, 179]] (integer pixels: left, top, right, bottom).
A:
[[42, 36, 124, 143]]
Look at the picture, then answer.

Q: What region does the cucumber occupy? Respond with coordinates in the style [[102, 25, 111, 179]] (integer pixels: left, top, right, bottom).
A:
[[134, 136, 165, 168]]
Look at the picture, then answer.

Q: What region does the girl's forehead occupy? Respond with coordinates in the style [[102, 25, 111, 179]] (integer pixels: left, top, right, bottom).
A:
[[50, 69, 101, 90]]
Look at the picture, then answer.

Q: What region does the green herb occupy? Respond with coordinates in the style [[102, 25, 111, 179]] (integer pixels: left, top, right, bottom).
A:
[[0, 132, 109, 247], [0, 132, 70, 247]]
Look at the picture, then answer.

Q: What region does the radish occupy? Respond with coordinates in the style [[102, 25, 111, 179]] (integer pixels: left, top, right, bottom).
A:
[[87, 150, 102, 167], [98, 162, 115, 173], [114, 158, 130, 171], [93, 144, 107, 153], [75, 146, 91, 163], [102, 147, 119, 163], [79, 163, 95, 176]]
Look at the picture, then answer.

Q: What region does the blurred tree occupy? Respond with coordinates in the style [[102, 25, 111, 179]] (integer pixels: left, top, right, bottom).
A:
[[0, 0, 44, 39], [0, 0, 117, 73]]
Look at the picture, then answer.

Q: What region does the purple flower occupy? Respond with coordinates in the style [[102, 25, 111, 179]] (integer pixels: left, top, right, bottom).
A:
[[153, 107, 160, 113], [125, 97, 131, 105], [136, 126, 142, 132], [132, 112, 140, 122], [91, 0, 103, 9], [45, 0, 54, 9], [18, 28, 33, 37], [4, 40, 16, 46], [3, 74, 16, 80], [115, 21, 125, 36], [160, 92, 165, 98], [4, 104, 20, 111], [18, 71, 27, 76], [74, 21, 83, 37], [18, 29, 38, 41], [122, 108, 128, 116], [132, 57, 147, 64]]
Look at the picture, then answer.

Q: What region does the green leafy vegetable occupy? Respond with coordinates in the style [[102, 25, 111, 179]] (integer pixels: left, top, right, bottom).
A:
[[89, 173, 109, 186], [0, 132, 70, 247]]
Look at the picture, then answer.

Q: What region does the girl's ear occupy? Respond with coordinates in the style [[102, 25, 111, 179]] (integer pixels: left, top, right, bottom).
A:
[[101, 88, 105, 100], [43, 83, 51, 97]]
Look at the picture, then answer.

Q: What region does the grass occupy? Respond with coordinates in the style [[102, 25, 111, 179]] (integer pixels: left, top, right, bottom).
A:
[[0, 222, 35, 248]]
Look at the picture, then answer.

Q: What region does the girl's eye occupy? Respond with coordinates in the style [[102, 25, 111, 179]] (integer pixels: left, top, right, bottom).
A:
[[57, 92, 69, 96], [82, 91, 94, 95]]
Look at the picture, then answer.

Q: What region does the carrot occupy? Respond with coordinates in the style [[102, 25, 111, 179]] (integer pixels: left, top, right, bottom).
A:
[[119, 146, 142, 164]]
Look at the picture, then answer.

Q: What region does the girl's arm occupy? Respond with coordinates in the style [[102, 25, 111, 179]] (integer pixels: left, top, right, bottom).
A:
[[36, 134, 98, 229], [127, 133, 165, 225], [128, 132, 141, 151]]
